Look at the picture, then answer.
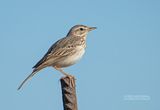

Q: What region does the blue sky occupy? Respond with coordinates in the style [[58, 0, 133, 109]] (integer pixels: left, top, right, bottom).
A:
[[0, 0, 160, 110]]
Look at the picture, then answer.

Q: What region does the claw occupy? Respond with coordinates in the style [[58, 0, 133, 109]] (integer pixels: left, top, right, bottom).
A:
[[54, 66, 75, 87], [66, 75, 75, 88]]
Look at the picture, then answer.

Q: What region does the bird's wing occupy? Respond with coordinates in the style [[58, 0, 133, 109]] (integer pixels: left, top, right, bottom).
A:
[[18, 36, 80, 90], [33, 37, 76, 68]]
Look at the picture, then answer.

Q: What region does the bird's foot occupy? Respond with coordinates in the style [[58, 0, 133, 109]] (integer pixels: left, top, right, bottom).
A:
[[66, 74, 76, 88]]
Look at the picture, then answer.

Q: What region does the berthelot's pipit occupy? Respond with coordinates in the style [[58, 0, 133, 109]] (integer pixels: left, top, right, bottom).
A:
[[18, 25, 96, 90]]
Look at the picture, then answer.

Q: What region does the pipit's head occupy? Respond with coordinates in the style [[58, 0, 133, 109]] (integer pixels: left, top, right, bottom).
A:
[[67, 25, 96, 37]]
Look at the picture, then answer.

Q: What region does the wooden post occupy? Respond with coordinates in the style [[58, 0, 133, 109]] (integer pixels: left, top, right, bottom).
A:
[[60, 76, 78, 110]]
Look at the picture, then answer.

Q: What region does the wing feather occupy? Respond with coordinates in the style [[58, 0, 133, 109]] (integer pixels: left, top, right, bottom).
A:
[[32, 37, 77, 68]]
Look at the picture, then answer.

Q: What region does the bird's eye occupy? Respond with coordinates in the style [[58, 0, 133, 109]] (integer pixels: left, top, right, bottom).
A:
[[80, 28, 84, 31]]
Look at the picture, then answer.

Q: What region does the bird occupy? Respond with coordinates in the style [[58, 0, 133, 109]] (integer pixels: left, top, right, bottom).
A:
[[17, 24, 96, 90]]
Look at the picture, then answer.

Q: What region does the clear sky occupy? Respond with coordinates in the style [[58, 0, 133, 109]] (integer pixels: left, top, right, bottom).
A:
[[0, 0, 160, 110]]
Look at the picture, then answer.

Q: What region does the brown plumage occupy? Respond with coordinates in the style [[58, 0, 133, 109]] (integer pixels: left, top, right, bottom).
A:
[[18, 25, 96, 90]]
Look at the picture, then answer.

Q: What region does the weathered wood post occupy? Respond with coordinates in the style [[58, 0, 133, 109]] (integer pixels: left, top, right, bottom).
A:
[[60, 76, 78, 110]]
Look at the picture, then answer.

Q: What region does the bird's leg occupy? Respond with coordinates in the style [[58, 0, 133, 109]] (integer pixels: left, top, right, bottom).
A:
[[54, 66, 75, 87], [54, 66, 69, 76]]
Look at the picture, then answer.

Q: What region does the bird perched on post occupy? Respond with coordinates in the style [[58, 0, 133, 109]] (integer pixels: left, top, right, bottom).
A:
[[18, 25, 96, 90]]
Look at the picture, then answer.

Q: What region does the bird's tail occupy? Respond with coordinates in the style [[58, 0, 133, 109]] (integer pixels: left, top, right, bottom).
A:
[[17, 68, 40, 90]]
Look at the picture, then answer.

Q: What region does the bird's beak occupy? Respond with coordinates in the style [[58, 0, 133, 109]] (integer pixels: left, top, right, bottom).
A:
[[88, 27, 97, 31]]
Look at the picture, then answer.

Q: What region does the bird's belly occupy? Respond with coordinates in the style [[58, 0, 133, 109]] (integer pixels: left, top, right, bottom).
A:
[[56, 48, 85, 67]]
